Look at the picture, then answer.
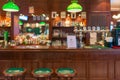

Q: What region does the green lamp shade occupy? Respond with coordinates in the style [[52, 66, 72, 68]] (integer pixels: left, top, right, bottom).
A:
[[2, 1, 20, 12], [39, 22, 46, 26], [19, 20, 23, 25], [67, 3, 82, 13]]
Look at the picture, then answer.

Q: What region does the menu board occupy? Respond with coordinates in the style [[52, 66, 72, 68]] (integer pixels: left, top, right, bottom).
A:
[[67, 35, 77, 48], [90, 32, 97, 45]]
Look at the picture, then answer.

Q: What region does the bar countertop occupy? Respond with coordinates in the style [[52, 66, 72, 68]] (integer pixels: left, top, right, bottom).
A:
[[1, 45, 119, 58], [0, 45, 116, 52]]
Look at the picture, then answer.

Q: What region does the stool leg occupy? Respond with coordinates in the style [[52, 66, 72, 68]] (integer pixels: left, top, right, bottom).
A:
[[69, 77, 73, 80], [17, 77, 21, 80], [34, 76, 52, 80], [57, 77, 73, 80], [35, 77, 39, 80], [4, 76, 8, 80], [13, 76, 16, 80], [6, 76, 15, 80], [66, 77, 73, 80], [47, 77, 51, 80], [57, 77, 60, 80], [42, 77, 46, 80], [14, 75, 25, 80], [5, 76, 9, 80], [22, 75, 25, 80], [9, 76, 13, 80]]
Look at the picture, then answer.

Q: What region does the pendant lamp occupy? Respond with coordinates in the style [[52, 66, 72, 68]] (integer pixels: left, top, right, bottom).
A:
[[67, 0, 82, 13], [19, 20, 23, 25], [2, 0, 20, 12], [39, 21, 46, 26]]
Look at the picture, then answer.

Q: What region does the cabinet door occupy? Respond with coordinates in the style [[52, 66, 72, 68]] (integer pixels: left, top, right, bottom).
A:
[[88, 60, 114, 80]]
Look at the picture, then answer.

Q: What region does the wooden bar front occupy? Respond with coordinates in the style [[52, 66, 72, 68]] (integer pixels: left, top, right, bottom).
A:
[[0, 47, 120, 80]]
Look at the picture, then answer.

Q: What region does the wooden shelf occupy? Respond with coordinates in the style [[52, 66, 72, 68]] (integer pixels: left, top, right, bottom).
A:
[[51, 26, 75, 46], [0, 27, 11, 28], [52, 26, 74, 28], [52, 37, 67, 39]]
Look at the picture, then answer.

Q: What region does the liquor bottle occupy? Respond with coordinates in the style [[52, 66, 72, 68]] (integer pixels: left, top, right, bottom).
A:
[[4, 31, 8, 47]]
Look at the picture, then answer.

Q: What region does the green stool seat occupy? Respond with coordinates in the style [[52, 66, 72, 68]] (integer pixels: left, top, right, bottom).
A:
[[32, 68, 53, 80], [56, 68, 76, 80], [57, 68, 74, 74], [3, 67, 26, 80]]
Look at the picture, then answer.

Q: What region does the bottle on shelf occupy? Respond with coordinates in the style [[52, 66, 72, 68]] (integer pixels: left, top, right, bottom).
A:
[[53, 14, 61, 27], [3, 31, 8, 47], [65, 14, 72, 27]]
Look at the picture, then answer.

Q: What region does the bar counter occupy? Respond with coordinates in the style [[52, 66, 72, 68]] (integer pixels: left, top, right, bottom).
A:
[[0, 45, 120, 80]]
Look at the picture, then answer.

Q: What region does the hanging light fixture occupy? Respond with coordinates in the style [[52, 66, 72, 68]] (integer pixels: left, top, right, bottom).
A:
[[67, 0, 83, 13], [19, 20, 23, 25], [2, 0, 20, 12], [39, 21, 46, 26]]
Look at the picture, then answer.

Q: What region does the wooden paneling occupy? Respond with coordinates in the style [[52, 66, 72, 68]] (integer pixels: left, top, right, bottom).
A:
[[88, 12, 111, 27], [0, 48, 119, 80], [115, 61, 120, 80], [89, 0, 110, 12], [12, 0, 87, 15], [89, 61, 108, 80], [18, 0, 48, 15]]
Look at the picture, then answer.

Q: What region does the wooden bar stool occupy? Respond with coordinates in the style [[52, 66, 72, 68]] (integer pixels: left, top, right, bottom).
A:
[[32, 68, 53, 80], [55, 68, 76, 80], [3, 67, 26, 80]]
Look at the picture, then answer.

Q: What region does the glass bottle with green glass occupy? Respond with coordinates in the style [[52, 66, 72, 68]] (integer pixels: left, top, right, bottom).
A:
[[4, 31, 8, 47]]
